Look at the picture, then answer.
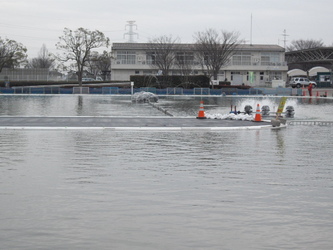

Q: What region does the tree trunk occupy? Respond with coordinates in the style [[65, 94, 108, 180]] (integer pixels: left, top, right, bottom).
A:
[[77, 68, 83, 88], [212, 73, 218, 89]]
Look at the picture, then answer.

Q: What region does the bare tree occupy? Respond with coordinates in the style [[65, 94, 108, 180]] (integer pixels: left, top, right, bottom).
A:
[[86, 51, 100, 79], [0, 37, 27, 73], [56, 27, 109, 86], [174, 46, 196, 88], [147, 35, 179, 78], [194, 29, 242, 85], [87, 50, 112, 80], [27, 44, 54, 69], [287, 39, 324, 51]]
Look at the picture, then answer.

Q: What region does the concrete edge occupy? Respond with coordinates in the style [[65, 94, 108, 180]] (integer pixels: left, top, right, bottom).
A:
[[0, 125, 280, 131]]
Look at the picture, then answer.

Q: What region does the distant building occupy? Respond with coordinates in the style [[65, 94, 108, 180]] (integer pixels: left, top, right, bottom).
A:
[[0, 68, 63, 82], [111, 43, 288, 87]]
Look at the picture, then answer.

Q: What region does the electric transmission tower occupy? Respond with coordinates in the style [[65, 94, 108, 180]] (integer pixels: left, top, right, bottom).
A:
[[124, 21, 139, 43], [281, 29, 289, 49]]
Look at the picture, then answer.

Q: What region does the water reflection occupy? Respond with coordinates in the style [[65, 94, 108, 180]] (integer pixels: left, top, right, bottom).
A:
[[0, 131, 29, 169], [0, 95, 333, 120], [76, 96, 83, 115], [0, 128, 332, 249], [273, 129, 286, 158]]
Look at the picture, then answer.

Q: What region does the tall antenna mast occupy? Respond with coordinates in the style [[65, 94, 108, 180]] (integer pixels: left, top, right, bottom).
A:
[[124, 21, 138, 43]]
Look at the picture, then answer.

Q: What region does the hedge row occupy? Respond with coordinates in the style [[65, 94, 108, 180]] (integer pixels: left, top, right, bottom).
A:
[[129, 75, 210, 89]]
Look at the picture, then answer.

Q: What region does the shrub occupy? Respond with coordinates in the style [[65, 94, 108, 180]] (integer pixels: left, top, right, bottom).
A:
[[129, 75, 210, 89]]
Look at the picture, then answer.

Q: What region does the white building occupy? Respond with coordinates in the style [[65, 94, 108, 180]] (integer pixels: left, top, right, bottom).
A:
[[0, 68, 62, 82], [111, 43, 288, 87]]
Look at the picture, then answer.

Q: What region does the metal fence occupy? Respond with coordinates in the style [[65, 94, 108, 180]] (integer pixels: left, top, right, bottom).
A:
[[1, 87, 304, 96], [102, 87, 119, 94], [13, 87, 61, 94], [166, 88, 184, 95], [193, 88, 210, 95], [288, 120, 333, 126], [73, 87, 90, 94]]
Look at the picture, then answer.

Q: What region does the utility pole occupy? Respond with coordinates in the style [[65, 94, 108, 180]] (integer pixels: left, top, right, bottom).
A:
[[124, 21, 139, 43], [250, 14, 253, 45]]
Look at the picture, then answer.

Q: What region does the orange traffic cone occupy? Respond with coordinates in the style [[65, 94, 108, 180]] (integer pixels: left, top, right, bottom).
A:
[[253, 104, 262, 122], [196, 101, 206, 119]]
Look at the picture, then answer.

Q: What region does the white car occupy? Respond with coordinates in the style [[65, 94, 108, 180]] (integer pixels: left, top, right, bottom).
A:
[[290, 77, 317, 88]]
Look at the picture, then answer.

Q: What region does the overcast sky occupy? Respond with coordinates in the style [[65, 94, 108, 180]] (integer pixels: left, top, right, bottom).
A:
[[1, 0, 333, 58]]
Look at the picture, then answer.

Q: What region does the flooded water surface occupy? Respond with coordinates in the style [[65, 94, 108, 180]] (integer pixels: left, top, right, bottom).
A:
[[0, 95, 332, 249]]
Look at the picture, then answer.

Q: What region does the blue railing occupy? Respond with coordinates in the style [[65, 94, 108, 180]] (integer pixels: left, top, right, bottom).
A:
[[0, 86, 302, 96]]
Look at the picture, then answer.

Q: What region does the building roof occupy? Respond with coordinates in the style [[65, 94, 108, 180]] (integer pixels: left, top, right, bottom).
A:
[[285, 47, 333, 70], [286, 46, 333, 55], [286, 47, 333, 63]]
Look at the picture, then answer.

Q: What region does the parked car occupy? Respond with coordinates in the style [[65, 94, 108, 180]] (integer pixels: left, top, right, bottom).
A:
[[290, 77, 317, 88]]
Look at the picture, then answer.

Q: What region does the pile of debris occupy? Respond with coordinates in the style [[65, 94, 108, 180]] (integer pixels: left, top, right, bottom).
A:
[[131, 91, 158, 103]]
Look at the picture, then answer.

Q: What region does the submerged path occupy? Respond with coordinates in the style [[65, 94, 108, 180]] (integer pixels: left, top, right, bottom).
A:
[[0, 116, 273, 130]]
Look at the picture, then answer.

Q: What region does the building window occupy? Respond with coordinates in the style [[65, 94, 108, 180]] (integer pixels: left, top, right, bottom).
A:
[[269, 72, 282, 80], [116, 51, 136, 64], [242, 54, 251, 65], [146, 52, 156, 65], [260, 72, 264, 81], [232, 54, 241, 65], [176, 52, 194, 65], [135, 71, 140, 74], [261, 52, 280, 66], [232, 52, 251, 65]]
